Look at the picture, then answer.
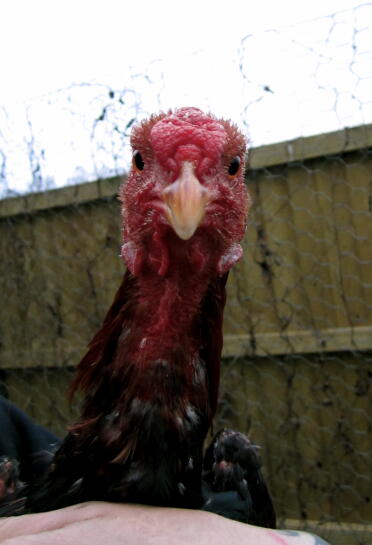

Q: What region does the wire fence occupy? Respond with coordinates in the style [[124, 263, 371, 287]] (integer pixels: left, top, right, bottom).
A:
[[0, 4, 371, 543], [1, 3, 372, 197]]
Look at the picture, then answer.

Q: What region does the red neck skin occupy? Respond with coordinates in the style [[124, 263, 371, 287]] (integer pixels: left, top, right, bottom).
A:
[[122, 245, 214, 365], [71, 225, 226, 426], [110, 227, 224, 409]]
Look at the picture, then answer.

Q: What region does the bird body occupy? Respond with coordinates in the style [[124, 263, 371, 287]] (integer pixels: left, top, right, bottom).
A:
[[3, 108, 249, 514], [202, 429, 276, 528]]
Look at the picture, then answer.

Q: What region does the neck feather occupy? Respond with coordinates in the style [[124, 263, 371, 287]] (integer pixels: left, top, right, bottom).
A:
[[71, 236, 228, 423]]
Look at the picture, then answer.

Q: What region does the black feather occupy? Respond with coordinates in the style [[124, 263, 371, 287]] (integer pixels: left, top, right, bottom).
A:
[[202, 429, 276, 528]]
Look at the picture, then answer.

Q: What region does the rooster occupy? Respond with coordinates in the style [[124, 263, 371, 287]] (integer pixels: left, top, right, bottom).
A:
[[202, 429, 276, 527], [2, 107, 249, 515]]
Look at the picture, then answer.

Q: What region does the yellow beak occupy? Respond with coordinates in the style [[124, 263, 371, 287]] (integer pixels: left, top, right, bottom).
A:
[[162, 162, 210, 240]]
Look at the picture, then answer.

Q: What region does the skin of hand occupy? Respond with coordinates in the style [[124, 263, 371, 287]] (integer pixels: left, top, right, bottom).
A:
[[0, 502, 329, 545]]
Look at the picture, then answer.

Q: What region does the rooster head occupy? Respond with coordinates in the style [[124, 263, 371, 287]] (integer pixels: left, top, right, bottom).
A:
[[120, 107, 249, 277]]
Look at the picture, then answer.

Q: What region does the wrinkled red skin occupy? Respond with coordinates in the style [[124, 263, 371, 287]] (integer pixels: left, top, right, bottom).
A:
[[16, 108, 250, 515], [122, 108, 248, 283]]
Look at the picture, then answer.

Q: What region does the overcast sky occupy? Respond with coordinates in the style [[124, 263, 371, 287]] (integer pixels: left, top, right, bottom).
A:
[[1, 0, 371, 194], [2, 0, 368, 105]]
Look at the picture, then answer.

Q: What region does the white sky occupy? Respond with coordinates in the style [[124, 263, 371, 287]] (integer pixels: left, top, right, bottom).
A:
[[2, 0, 367, 103], [0, 0, 371, 194]]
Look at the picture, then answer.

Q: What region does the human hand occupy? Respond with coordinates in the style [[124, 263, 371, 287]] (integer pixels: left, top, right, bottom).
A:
[[0, 501, 330, 545]]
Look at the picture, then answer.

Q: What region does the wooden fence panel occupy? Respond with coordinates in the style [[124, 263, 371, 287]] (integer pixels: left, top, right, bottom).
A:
[[0, 129, 371, 528]]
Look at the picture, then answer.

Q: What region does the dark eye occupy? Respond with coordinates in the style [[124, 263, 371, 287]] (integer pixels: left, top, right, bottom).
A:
[[132, 150, 144, 171], [228, 156, 241, 177]]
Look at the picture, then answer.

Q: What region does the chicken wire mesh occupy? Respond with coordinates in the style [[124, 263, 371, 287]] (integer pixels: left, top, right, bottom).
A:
[[0, 4, 372, 543]]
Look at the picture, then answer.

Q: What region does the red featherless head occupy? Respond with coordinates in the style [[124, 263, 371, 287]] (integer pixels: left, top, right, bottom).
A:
[[120, 107, 249, 278]]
